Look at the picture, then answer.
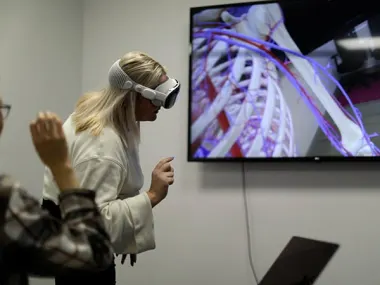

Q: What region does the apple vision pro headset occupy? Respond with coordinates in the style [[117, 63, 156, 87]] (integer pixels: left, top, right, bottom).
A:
[[108, 59, 181, 109]]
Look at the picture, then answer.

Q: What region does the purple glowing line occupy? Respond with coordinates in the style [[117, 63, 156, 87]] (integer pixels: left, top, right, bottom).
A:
[[194, 21, 232, 28], [311, 62, 363, 126], [193, 12, 374, 151], [194, 32, 346, 155], [205, 37, 343, 154], [194, 29, 379, 155], [205, 36, 343, 154], [197, 28, 379, 154], [195, 33, 335, 145], [198, 29, 359, 124]]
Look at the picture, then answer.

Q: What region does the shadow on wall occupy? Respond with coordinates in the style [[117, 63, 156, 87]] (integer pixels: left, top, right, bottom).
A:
[[199, 162, 380, 191]]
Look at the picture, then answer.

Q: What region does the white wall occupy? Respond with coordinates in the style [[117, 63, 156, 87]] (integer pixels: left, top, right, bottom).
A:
[[82, 1, 380, 285], [0, 0, 83, 191], [0, 1, 83, 283]]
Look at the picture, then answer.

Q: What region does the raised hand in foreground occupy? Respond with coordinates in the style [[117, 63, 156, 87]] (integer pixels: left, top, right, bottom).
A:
[[0, 110, 114, 285], [30, 112, 79, 190]]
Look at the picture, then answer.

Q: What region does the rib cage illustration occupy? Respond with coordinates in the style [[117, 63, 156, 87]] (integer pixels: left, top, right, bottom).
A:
[[191, 3, 380, 158], [192, 37, 295, 157]]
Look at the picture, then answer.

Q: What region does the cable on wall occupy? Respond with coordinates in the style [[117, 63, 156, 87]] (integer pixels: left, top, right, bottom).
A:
[[242, 161, 259, 284]]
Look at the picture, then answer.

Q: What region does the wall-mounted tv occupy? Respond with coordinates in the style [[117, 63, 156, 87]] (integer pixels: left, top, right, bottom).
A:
[[188, 0, 380, 162]]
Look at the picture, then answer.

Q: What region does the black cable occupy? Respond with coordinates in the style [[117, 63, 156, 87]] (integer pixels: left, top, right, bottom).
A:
[[242, 161, 259, 284]]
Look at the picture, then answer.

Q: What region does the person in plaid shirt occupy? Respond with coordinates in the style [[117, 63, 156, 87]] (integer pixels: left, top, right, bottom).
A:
[[0, 100, 114, 285]]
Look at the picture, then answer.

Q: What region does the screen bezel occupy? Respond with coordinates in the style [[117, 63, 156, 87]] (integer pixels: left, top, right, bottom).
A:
[[187, 0, 380, 163]]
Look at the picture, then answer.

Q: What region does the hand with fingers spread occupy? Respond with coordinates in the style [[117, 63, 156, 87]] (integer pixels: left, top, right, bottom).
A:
[[30, 112, 68, 170], [30, 112, 79, 190], [147, 157, 175, 207]]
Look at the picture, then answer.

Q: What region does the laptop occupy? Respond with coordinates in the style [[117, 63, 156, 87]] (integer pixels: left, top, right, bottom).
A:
[[259, 236, 339, 285]]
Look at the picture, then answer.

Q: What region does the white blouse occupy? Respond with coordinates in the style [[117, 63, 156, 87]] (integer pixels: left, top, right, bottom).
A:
[[42, 115, 155, 255]]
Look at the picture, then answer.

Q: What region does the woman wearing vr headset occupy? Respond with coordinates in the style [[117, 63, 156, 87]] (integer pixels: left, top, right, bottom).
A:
[[41, 51, 181, 285]]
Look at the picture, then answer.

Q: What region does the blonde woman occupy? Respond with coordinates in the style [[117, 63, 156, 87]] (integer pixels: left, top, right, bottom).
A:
[[41, 51, 180, 285]]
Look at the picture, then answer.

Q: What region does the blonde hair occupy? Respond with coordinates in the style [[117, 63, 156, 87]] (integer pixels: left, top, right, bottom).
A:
[[72, 51, 166, 147]]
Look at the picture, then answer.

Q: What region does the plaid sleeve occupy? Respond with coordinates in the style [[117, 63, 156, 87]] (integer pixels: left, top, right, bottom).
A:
[[0, 175, 114, 275]]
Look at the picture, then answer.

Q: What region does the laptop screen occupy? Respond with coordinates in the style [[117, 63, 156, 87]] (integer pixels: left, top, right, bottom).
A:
[[259, 236, 339, 285]]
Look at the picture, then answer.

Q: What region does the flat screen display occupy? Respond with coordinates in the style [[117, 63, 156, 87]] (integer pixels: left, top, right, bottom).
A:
[[188, 0, 380, 161]]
